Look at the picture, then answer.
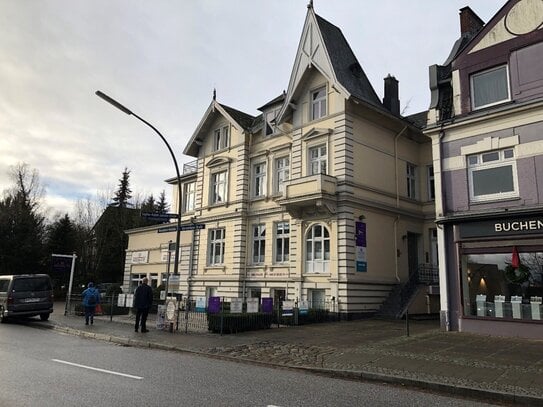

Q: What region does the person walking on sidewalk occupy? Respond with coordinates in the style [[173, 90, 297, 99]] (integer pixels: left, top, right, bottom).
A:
[[82, 282, 100, 325], [134, 277, 153, 333]]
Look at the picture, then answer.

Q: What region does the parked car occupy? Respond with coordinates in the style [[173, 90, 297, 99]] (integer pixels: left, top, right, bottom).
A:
[[0, 274, 54, 323]]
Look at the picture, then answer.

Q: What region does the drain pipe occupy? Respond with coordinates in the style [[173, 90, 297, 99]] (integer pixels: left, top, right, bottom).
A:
[[393, 126, 407, 283], [436, 128, 450, 331]]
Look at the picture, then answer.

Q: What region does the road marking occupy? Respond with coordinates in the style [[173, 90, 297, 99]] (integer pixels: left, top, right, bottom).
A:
[[52, 359, 143, 380]]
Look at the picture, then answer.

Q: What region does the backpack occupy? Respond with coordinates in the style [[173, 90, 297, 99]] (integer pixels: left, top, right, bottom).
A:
[[88, 292, 97, 305]]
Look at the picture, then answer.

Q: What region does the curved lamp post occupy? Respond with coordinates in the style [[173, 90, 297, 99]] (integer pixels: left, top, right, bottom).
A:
[[95, 91, 182, 280]]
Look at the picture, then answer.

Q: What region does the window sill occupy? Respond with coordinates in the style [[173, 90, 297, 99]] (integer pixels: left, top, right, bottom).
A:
[[302, 272, 331, 277], [469, 196, 520, 205], [204, 266, 226, 273]]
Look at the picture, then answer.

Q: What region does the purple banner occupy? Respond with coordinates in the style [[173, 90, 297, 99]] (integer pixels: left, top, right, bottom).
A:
[[261, 297, 273, 314], [356, 221, 366, 246], [208, 296, 221, 314]]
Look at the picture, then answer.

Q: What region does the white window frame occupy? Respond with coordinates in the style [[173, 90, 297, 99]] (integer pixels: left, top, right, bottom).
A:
[[275, 221, 290, 263], [311, 86, 327, 120], [252, 224, 266, 264], [305, 224, 330, 274], [208, 228, 225, 265], [182, 181, 196, 213], [309, 144, 327, 175], [470, 65, 511, 110], [213, 126, 229, 151], [407, 163, 417, 199], [211, 170, 227, 204], [274, 156, 290, 194], [427, 165, 435, 201], [467, 148, 518, 202], [252, 162, 266, 198]]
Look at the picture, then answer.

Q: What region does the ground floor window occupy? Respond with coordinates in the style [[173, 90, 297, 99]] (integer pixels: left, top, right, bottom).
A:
[[130, 273, 147, 292], [461, 246, 543, 321]]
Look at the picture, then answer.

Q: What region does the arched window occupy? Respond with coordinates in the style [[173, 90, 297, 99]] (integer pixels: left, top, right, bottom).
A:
[[305, 224, 330, 273]]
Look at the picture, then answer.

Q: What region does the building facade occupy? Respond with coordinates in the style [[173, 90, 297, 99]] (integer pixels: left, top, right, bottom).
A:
[[425, 0, 543, 338], [124, 4, 437, 317]]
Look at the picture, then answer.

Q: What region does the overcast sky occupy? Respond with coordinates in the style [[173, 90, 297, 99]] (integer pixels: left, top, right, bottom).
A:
[[0, 1, 501, 218]]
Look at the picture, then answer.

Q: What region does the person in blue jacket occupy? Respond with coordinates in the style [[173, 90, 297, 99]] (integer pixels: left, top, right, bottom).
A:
[[134, 277, 153, 333], [82, 282, 100, 325]]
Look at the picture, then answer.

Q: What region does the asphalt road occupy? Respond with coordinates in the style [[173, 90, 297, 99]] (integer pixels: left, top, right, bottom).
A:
[[0, 318, 500, 407]]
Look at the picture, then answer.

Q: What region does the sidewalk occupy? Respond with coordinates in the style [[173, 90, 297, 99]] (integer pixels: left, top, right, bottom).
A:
[[48, 303, 542, 406]]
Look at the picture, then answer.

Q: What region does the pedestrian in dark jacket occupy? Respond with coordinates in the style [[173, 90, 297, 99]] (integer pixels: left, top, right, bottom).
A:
[[134, 277, 153, 332], [82, 282, 100, 325]]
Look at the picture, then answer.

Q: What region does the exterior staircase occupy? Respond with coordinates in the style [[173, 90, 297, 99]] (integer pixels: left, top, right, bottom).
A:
[[376, 264, 439, 319]]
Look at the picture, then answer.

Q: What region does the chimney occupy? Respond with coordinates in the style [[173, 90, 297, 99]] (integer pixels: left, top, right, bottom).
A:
[[459, 7, 484, 36], [383, 75, 400, 116]]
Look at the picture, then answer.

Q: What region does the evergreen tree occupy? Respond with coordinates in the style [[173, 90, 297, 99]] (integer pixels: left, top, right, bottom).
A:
[[45, 214, 78, 293], [111, 167, 133, 208], [0, 164, 46, 275], [156, 190, 169, 214], [141, 194, 156, 213]]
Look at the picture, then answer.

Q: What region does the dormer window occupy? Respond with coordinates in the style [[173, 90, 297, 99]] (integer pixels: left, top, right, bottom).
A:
[[264, 108, 280, 136], [470, 65, 510, 110], [213, 126, 229, 151], [311, 86, 327, 120]]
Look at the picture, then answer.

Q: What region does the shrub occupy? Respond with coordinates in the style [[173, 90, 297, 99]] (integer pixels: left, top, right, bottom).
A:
[[207, 312, 273, 334]]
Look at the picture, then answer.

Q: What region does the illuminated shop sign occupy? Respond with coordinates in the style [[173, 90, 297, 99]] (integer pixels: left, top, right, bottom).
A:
[[459, 216, 543, 239]]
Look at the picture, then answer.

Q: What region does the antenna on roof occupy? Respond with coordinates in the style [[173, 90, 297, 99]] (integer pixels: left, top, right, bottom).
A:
[[307, 0, 313, 10]]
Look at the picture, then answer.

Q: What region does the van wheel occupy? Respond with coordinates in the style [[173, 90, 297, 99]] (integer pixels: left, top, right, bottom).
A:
[[0, 307, 7, 323], [39, 313, 50, 321]]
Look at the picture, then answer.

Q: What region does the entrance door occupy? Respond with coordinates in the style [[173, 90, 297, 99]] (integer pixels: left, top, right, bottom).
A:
[[407, 232, 419, 278], [273, 289, 286, 306]]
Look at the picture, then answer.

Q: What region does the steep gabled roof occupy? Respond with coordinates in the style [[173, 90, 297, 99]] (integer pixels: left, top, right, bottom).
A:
[[183, 99, 256, 157], [315, 14, 382, 108], [404, 111, 428, 130], [277, 5, 385, 124]]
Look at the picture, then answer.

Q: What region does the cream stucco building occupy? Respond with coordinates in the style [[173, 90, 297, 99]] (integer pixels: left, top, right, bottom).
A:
[[123, 4, 437, 318]]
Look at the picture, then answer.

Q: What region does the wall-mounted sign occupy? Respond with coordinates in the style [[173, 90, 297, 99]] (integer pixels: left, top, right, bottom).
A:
[[131, 251, 149, 264], [230, 298, 243, 313], [247, 298, 259, 313], [355, 221, 367, 272], [458, 215, 543, 239]]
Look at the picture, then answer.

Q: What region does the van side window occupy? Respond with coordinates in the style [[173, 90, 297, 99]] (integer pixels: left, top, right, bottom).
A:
[[0, 280, 9, 292]]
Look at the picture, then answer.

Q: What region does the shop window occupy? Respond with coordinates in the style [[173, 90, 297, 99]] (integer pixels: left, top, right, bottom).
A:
[[470, 65, 510, 109], [467, 148, 518, 202], [461, 248, 543, 322]]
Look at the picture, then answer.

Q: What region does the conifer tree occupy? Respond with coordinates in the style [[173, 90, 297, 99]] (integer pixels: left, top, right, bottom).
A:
[[111, 167, 133, 208]]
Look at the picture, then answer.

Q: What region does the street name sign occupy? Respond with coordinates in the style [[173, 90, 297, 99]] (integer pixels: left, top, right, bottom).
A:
[[157, 224, 206, 233]]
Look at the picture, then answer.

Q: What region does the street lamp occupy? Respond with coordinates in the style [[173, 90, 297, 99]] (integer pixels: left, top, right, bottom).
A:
[[95, 90, 182, 280]]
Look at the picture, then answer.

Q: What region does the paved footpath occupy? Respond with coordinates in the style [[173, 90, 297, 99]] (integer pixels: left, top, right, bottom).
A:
[[47, 303, 542, 406]]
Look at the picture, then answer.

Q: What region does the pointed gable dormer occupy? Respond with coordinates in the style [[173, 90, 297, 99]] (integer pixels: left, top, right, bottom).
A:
[[277, 2, 382, 124], [183, 96, 255, 157]]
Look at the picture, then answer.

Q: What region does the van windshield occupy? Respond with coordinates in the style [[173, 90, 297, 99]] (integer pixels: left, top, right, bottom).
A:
[[12, 277, 52, 292]]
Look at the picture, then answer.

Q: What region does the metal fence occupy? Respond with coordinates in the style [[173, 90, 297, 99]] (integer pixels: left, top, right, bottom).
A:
[[65, 294, 340, 335]]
